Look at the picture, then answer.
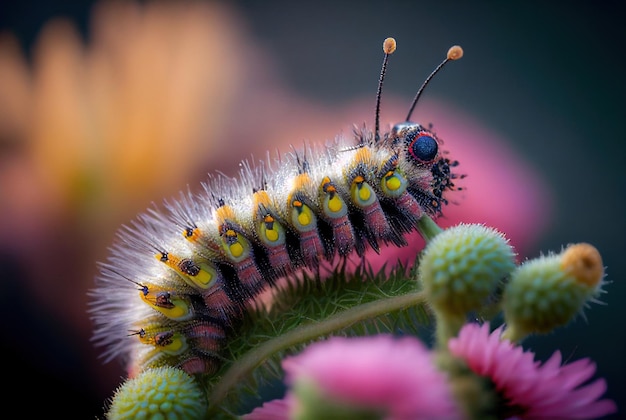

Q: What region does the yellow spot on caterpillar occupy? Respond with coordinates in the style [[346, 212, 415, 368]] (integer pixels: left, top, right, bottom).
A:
[[193, 268, 214, 287], [320, 177, 347, 217], [140, 291, 192, 321], [221, 229, 250, 261], [298, 210, 311, 226], [161, 335, 185, 353], [328, 195, 343, 212], [351, 177, 376, 207], [381, 170, 407, 198], [259, 215, 284, 245], [385, 174, 402, 191], [139, 331, 187, 355], [262, 215, 279, 241], [155, 253, 216, 289], [229, 241, 244, 258], [293, 200, 303, 208], [358, 185, 371, 201], [265, 227, 279, 242], [291, 202, 316, 231], [161, 301, 188, 320]]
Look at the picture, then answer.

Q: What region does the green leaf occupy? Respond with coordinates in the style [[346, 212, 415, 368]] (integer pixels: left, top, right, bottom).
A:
[[204, 260, 433, 417]]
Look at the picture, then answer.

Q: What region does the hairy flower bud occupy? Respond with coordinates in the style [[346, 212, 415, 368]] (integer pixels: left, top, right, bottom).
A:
[[106, 366, 207, 420], [502, 243, 605, 342], [419, 224, 517, 316]]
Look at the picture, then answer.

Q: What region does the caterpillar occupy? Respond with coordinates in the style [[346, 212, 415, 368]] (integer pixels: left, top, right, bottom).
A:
[[90, 38, 464, 377]]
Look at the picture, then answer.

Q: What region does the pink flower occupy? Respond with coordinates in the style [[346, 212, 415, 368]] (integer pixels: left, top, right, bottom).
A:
[[244, 335, 460, 420], [244, 396, 295, 420], [448, 323, 617, 419]]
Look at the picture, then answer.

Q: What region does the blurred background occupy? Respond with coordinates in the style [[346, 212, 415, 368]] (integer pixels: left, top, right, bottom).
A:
[[0, 1, 623, 418]]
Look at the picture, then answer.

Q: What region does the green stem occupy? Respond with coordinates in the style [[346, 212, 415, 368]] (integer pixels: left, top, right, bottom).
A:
[[500, 324, 527, 343], [207, 291, 427, 412], [434, 311, 466, 350], [416, 214, 443, 242]]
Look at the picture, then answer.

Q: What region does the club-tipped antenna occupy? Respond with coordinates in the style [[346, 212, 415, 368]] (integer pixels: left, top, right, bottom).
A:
[[405, 45, 463, 122], [374, 37, 397, 141]]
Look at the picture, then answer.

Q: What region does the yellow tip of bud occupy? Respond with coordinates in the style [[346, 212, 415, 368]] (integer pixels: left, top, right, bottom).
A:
[[561, 243, 604, 288], [447, 45, 463, 60], [383, 37, 397, 54]]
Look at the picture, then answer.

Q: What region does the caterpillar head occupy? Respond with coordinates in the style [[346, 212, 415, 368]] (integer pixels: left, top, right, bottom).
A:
[[391, 122, 439, 163], [371, 41, 463, 215], [387, 122, 460, 215]]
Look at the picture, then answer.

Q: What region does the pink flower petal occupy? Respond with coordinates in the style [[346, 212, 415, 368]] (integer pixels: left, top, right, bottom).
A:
[[243, 396, 294, 420], [247, 335, 461, 419], [449, 323, 617, 419]]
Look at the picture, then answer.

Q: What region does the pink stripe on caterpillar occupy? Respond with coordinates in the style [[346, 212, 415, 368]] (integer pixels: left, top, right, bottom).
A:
[[203, 285, 240, 321], [234, 256, 266, 295], [265, 246, 294, 277], [329, 216, 356, 257], [180, 356, 219, 376], [363, 200, 394, 242], [187, 322, 225, 353], [298, 228, 326, 268], [395, 191, 423, 225]]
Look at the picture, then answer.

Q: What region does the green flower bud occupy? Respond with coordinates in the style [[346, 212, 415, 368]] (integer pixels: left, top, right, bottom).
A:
[[106, 366, 207, 420], [418, 223, 517, 347], [502, 243, 605, 342], [419, 223, 517, 316]]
